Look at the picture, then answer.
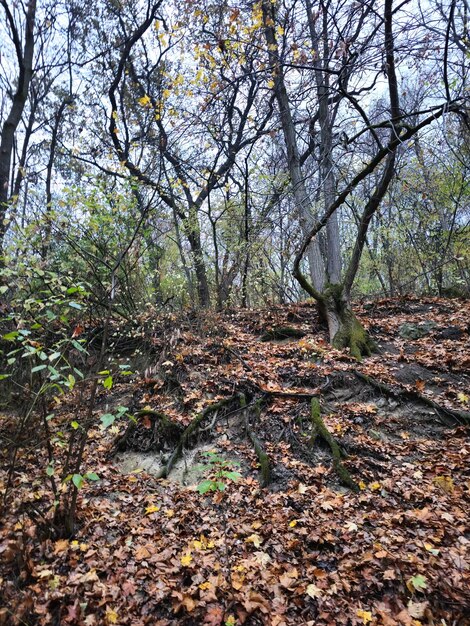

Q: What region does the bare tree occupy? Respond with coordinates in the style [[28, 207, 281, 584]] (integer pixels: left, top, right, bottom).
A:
[[0, 0, 37, 261], [261, 0, 466, 358]]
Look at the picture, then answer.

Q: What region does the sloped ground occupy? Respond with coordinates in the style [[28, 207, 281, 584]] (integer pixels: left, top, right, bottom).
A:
[[0, 297, 469, 625]]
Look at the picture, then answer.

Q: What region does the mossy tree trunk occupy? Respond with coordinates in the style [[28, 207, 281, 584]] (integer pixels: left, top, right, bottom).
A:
[[321, 285, 376, 361]]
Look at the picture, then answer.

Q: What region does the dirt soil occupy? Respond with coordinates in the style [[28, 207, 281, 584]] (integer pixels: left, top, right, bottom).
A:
[[0, 296, 469, 625]]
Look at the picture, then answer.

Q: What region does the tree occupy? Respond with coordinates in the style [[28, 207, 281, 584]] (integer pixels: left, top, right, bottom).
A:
[[0, 0, 37, 262], [260, 0, 466, 358]]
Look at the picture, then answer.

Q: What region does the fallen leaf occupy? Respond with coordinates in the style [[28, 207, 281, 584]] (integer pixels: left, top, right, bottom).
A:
[[356, 609, 373, 624], [105, 608, 118, 624], [135, 546, 151, 561], [306, 583, 322, 598], [245, 534, 262, 548], [181, 552, 193, 566], [406, 574, 427, 592], [407, 600, 429, 618], [145, 504, 160, 515], [433, 475, 454, 493]]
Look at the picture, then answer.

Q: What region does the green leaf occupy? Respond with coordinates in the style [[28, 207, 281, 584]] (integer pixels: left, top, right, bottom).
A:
[[46, 465, 54, 477], [197, 480, 216, 494], [31, 364, 48, 373], [71, 421, 80, 429], [71, 340, 86, 353], [3, 331, 19, 341], [48, 365, 60, 377], [68, 301, 82, 310], [0, 374, 10, 380], [408, 574, 427, 591], [0, 285, 8, 294], [102, 375, 113, 390], [84, 472, 99, 481], [222, 471, 241, 482], [100, 413, 115, 428], [72, 474, 84, 489]]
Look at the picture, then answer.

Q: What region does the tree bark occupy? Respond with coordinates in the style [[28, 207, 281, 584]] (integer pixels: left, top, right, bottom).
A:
[[0, 0, 37, 258]]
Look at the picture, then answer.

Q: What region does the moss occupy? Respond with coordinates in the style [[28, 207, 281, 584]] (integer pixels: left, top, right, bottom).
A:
[[309, 399, 359, 492], [332, 311, 376, 361], [309, 397, 321, 447], [240, 394, 271, 487], [260, 326, 305, 341]]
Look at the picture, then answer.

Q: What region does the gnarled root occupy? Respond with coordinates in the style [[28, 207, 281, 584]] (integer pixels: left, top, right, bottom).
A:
[[157, 396, 238, 479], [309, 399, 359, 492], [240, 394, 271, 486]]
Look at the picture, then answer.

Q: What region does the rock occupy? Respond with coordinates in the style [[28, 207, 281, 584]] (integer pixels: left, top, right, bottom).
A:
[[398, 321, 437, 339]]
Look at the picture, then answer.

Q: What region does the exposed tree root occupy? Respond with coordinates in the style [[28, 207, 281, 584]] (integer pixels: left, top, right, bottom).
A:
[[260, 326, 306, 341], [112, 409, 183, 454], [353, 371, 470, 426], [309, 399, 359, 492], [156, 396, 238, 479], [240, 394, 271, 486]]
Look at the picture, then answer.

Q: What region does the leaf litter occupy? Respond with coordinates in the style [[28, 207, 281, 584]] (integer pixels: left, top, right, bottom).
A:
[[0, 296, 469, 625]]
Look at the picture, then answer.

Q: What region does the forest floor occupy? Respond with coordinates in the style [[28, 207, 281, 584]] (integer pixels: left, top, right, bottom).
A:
[[1, 296, 469, 626]]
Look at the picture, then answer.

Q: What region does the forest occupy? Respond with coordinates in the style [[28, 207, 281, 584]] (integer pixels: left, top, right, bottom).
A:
[[0, 0, 469, 624]]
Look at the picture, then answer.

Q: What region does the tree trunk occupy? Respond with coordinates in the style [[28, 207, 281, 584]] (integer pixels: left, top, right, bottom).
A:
[[185, 223, 210, 307], [0, 0, 37, 258], [321, 285, 376, 360]]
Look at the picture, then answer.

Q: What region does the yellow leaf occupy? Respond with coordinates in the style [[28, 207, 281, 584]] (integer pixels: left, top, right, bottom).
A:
[[225, 616, 236, 626], [106, 608, 118, 624], [245, 533, 262, 548], [424, 542, 439, 555], [181, 552, 193, 566], [358, 480, 366, 490], [433, 475, 454, 493], [357, 609, 373, 624], [138, 94, 151, 107], [289, 520, 298, 528], [145, 504, 160, 515], [369, 482, 381, 491], [267, 79, 275, 88], [162, 89, 171, 99], [276, 25, 285, 36], [165, 509, 175, 517], [457, 392, 469, 404], [199, 581, 212, 590]]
